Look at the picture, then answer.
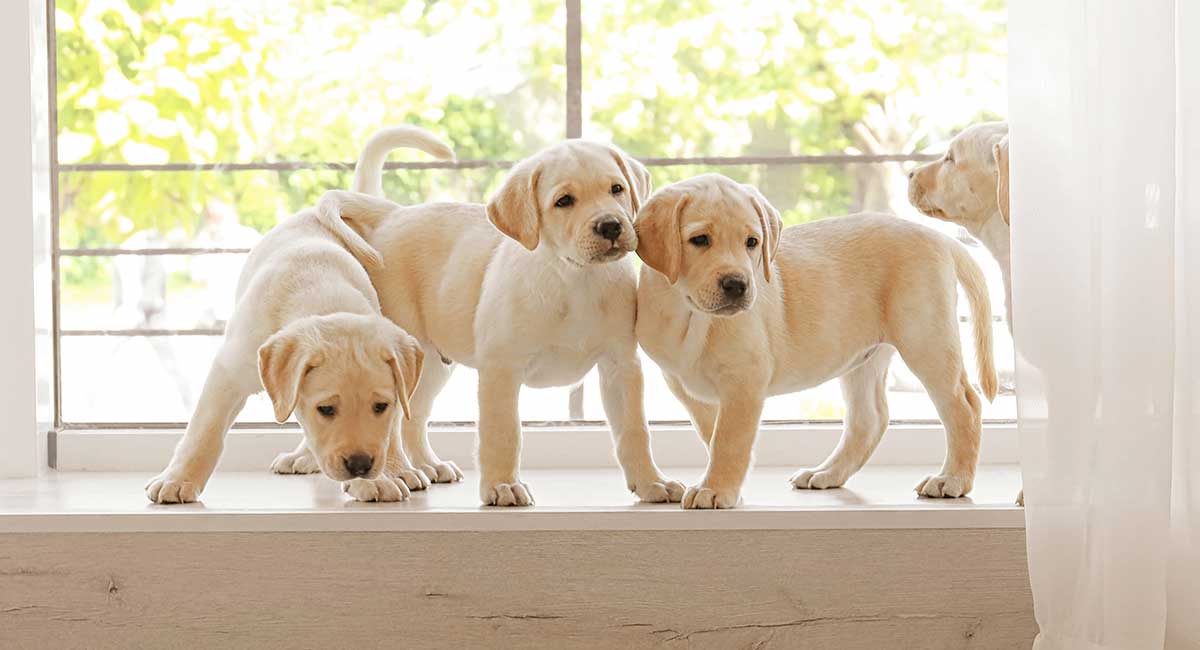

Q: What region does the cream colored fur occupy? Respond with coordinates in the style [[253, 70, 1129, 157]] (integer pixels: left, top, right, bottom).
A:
[[315, 134, 684, 506], [909, 121, 1020, 504], [635, 174, 997, 509], [143, 212, 426, 504], [143, 131, 448, 505], [909, 121, 1011, 325]]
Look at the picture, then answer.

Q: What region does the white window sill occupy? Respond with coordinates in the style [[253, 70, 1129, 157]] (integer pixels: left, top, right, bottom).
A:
[[0, 465, 1024, 533]]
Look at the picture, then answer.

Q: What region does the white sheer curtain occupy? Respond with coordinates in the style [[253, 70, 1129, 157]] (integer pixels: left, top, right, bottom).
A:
[[1010, 0, 1198, 647]]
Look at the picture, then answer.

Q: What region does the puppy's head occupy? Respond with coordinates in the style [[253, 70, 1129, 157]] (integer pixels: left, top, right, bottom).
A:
[[257, 314, 423, 482], [908, 121, 1010, 228], [635, 174, 781, 317], [486, 140, 651, 266]]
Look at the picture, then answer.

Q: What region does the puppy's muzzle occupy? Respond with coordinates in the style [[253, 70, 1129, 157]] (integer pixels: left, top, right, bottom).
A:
[[694, 273, 751, 316], [587, 213, 635, 261]]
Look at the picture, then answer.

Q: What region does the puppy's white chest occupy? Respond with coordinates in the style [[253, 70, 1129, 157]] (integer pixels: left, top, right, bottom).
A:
[[641, 311, 721, 399], [519, 286, 609, 388]]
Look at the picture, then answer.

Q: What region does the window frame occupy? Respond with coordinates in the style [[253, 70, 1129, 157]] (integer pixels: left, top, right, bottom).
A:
[[40, 0, 1008, 466], [2, 0, 49, 478]]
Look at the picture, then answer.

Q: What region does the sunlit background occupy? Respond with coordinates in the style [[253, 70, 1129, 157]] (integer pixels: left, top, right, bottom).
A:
[[54, 0, 1010, 425]]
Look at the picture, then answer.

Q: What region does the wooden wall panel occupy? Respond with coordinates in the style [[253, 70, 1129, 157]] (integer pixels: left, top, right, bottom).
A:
[[0, 529, 1036, 649]]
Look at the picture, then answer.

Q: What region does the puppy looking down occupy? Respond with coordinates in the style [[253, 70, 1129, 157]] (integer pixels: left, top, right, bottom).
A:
[[313, 131, 684, 506], [144, 127, 450, 504], [635, 174, 997, 509]]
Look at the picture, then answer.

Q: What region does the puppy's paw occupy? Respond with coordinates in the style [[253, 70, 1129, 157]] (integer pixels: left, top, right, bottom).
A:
[[481, 480, 534, 507], [916, 473, 973, 498], [270, 448, 320, 475], [343, 476, 410, 503], [681, 483, 740, 509], [145, 473, 200, 504], [789, 467, 848, 490], [394, 466, 431, 492], [1016, 488, 1025, 506], [629, 475, 686, 503], [415, 458, 464, 484]]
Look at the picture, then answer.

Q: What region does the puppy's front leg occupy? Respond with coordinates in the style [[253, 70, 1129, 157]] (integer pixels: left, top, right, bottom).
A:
[[598, 349, 684, 503], [477, 367, 532, 506], [270, 440, 320, 475], [146, 361, 248, 503], [382, 427, 430, 492], [342, 475, 410, 502], [683, 394, 765, 510]]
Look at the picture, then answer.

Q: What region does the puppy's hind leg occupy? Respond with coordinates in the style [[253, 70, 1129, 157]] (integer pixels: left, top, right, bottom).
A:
[[792, 345, 893, 490], [599, 353, 684, 503], [896, 334, 982, 498], [400, 353, 463, 483]]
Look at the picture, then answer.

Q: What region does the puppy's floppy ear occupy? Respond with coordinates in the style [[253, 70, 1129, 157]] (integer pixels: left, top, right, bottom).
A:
[[608, 145, 653, 214], [739, 183, 783, 283], [385, 327, 424, 421], [992, 135, 1010, 225], [258, 328, 318, 423], [635, 189, 687, 284], [486, 158, 543, 251]]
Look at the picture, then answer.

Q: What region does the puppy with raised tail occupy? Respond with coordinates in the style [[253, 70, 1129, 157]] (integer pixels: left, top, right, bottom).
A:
[[634, 174, 997, 509], [314, 133, 684, 506], [908, 121, 1021, 504], [144, 127, 450, 504], [908, 121, 1010, 324]]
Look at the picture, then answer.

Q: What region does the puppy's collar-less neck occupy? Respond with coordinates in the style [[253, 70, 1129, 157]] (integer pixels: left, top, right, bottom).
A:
[[973, 210, 1011, 270]]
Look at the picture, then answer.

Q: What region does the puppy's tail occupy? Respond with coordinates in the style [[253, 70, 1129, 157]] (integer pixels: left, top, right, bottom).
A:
[[314, 190, 405, 271], [951, 242, 998, 402], [353, 126, 456, 198]]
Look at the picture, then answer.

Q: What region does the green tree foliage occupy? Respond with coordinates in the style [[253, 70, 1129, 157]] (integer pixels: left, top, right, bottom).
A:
[[56, 0, 1004, 280]]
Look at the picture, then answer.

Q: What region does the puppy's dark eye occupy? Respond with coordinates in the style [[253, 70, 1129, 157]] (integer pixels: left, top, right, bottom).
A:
[[611, 183, 624, 195], [688, 234, 710, 247], [316, 405, 336, 418], [373, 402, 389, 414], [746, 237, 759, 249], [555, 194, 575, 208], [945, 153, 955, 163]]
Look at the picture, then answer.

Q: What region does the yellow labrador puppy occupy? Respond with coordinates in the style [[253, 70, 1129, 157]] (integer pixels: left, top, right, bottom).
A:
[[909, 121, 1018, 503], [314, 132, 684, 506], [909, 121, 1010, 323], [635, 174, 997, 509], [144, 129, 449, 504]]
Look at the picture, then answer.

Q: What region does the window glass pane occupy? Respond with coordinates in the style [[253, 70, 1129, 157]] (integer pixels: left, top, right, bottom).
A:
[[60, 335, 269, 423], [55, 0, 565, 166], [582, 1, 1006, 157], [59, 332, 586, 424], [61, 254, 249, 332], [54, 0, 1015, 427], [58, 168, 506, 249]]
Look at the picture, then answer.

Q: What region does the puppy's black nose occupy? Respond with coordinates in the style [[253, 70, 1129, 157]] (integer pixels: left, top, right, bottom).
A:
[[595, 219, 622, 241], [908, 169, 916, 180], [720, 275, 747, 299], [344, 453, 373, 477]]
